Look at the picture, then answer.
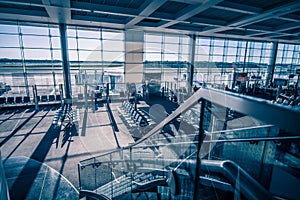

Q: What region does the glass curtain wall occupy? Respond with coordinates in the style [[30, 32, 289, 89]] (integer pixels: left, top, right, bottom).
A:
[[144, 32, 191, 92], [274, 43, 300, 84], [1, 22, 299, 101], [67, 26, 124, 99], [0, 22, 62, 98], [194, 37, 272, 89]]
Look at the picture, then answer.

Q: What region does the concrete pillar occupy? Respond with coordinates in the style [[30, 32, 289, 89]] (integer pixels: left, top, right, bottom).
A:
[[59, 23, 72, 101], [188, 35, 196, 93], [124, 30, 144, 83], [266, 42, 278, 86]]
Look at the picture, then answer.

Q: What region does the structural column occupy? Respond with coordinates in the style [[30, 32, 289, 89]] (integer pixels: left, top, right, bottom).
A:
[[188, 34, 196, 93], [124, 30, 144, 83], [265, 42, 278, 86], [59, 23, 72, 101]]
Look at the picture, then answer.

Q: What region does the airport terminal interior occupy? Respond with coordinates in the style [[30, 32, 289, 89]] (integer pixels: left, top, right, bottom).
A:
[[0, 0, 300, 199]]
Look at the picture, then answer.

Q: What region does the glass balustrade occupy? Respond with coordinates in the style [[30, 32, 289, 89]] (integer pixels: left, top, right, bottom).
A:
[[78, 88, 300, 199]]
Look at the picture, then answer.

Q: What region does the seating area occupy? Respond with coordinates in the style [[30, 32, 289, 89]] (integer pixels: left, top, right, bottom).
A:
[[52, 104, 80, 128], [0, 94, 61, 106], [119, 101, 149, 128], [274, 95, 300, 107]]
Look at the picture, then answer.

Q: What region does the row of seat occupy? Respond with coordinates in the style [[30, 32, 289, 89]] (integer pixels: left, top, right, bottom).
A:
[[121, 101, 148, 127], [274, 94, 300, 107], [52, 104, 69, 126], [0, 94, 61, 105], [64, 107, 80, 127], [77, 93, 103, 100], [52, 104, 80, 127]]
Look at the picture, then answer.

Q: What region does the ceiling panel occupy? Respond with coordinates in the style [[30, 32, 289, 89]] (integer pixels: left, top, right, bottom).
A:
[[226, 0, 291, 10], [155, 1, 190, 14], [194, 7, 248, 22]]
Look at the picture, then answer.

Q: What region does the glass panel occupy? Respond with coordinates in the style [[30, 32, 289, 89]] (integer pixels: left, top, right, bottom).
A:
[[214, 39, 224, 46], [228, 40, 238, 47], [68, 38, 77, 50], [21, 25, 49, 35], [213, 46, 224, 55], [24, 49, 51, 60], [103, 40, 124, 51], [77, 29, 100, 38], [163, 53, 178, 61], [226, 56, 236, 63], [53, 50, 62, 61], [145, 53, 161, 61], [196, 54, 209, 61], [103, 51, 124, 62], [181, 44, 189, 54], [164, 35, 179, 44], [78, 38, 101, 50], [50, 27, 59, 36], [0, 48, 21, 59], [181, 36, 190, 44], [196, 45, 209, 55], [0, 24, 18, 33], [102, 31, 123, 40], [197, 38, 210, 45], [145, 33, 162, 43], [22, 35, 50, 48], [145, 42, 162, 53], [227, 47, 237, 55], [179, 54, 189, 61], [0, 34, 19, 47], [79, 50, 102, 61], [67, 28, 77, 37], [278, 44, 284, 50], [51, 36, 61, 49], [254, 42, 262, 49], [164, 43, 179, 53], [69, 50, 78, 61], [253, 50, 261, 57], [212, 55, 223, 62]]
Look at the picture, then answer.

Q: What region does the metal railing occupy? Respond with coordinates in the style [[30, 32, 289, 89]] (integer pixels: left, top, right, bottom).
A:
[[78, 88, 300, 199]]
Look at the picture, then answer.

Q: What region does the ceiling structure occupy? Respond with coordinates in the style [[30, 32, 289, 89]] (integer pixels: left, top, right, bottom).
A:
[[0, 0, 300, 44]]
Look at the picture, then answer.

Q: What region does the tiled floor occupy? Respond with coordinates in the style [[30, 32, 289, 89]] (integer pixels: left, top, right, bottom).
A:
[[0, 104, 134, 189]]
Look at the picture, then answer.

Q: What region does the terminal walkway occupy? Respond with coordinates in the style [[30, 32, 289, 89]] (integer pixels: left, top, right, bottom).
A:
[[0, 104, 134, 192]]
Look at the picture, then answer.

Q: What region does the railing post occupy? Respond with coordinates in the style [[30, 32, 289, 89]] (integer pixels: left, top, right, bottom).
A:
[[32, 85, 39, 111], [110, 153, 113, 199], [77, 163, 82, 190], [106, 83, 109, 102], [59, 84, 64, 106], [193, 99, 206, 200], [84, 84, 88, 109]]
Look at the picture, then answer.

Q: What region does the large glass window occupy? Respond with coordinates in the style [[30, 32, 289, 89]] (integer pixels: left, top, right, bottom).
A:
[[144, 32, 191, 92], [274, 43, 300, 80], [195, 37, 272, 88], [0, 23, 62, 97], [67, 26, 125, 96]]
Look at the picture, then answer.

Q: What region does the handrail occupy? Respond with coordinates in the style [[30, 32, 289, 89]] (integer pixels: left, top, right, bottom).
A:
[[79, 190, 111, 200], [80, 88, 300, 164], [200, 159, 274, 200], [134, 87, 300, 146], [80, 158, 273, 200]]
